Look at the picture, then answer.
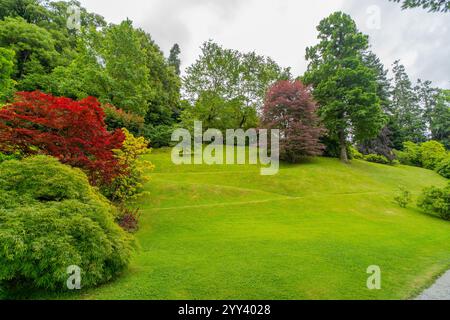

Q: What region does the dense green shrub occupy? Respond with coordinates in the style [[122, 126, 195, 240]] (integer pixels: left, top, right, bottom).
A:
[[349, 146, 364, 160], [0, 156, 134, 294], [0, 151, 20, 163], [103, 104, 145, 137], [436, 156, 450, 179], [395, 141, 422, 167], [364, 154, 390, 165], [417, 183, 450, 220], [143, 124, 176, 148], [419, 141, 447, 170]]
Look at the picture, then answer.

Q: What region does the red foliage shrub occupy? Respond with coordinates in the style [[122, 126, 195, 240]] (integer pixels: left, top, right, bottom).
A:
[[0, 91, 125, 185], [117, 206, 141, 233], [261, 80, 326, 162]]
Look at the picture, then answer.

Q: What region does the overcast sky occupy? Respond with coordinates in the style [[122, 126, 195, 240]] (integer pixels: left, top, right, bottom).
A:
[[78, 0, 449, 88]]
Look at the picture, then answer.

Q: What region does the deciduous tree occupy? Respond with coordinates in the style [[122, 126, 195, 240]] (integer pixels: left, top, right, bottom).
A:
[[261, 80, 326, 162]]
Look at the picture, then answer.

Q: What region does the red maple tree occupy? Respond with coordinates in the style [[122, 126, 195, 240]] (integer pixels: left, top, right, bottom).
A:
[[261, 80, 326, 162], [0, 91, 125, 185]]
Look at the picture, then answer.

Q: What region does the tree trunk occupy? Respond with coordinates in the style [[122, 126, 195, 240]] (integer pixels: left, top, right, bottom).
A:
[[338, 130, 349, 163]]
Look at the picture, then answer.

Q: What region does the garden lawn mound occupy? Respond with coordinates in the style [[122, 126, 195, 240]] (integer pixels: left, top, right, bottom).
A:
[[42, 148, 450, 300]]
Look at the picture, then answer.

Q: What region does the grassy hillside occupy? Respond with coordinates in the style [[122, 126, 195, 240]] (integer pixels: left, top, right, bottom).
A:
[[41, 148, 450, 300]]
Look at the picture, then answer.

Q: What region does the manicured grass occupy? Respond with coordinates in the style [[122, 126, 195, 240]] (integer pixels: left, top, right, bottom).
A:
[[37, 148, 450, 299]]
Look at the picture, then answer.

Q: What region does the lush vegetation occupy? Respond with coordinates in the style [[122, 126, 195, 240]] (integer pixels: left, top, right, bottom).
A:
[[0, 0, 448, 299], [0, 156, 134, 297], [17, 149, 449, 300]]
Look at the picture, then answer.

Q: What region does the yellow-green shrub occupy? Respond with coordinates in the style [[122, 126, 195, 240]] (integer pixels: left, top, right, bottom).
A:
[[104, 128, 154, 203]]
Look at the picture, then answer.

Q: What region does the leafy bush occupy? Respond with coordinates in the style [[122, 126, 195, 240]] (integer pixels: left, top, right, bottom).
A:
[[419, 140, 447, 170], [0, 91, 125, 186], [103, 104, 145, 137], [364, 154, 390, 165], [394, 186, 412, 208], [103, 128, 154, 203], [349, 146, 364, 160], [418, 183, 450, 220], [0, 156, 134, 294], [436, 156, 450, 179], [0, 151, 20, 163], [143, 124, 176, 148], [395, 141, 422, 167]]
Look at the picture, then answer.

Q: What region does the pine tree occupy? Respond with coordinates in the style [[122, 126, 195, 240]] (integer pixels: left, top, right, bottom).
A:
[[168, 43, 181, 76], [391, 60, 427, 144]]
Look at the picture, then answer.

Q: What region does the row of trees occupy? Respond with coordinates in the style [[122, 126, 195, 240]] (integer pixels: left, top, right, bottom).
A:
[[0, 0, 181, 125], [0, 1, 448, 163]]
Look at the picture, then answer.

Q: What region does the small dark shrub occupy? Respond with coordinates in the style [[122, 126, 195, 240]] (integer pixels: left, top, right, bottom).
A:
[[417, 183, 450, 220], [117, 206, 142, 233]]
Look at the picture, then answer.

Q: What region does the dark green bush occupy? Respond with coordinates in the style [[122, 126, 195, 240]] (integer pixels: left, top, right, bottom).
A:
[[143, 124, 176, 148], [417, 183, 450, 220], [0, 156, 134, 294], [436, 156, 450, 179], [364, 154, 390, 165]]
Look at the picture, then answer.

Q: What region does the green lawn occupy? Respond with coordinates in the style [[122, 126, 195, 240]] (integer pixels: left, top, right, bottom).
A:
[[42, 148, 450, 299]]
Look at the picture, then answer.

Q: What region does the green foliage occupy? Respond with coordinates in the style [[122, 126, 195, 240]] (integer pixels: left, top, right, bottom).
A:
[[0, 156, 134, 294], [349, 146, 364, 160], [419, 140, 447, 170], [364, 154, 391, 165], [143, 124, 176, 148], [168, 43, 181, 76], [390, 0, 450, 12], [180, 91, 258, 133], [0, 151, 20, 163], [0, 16, 59, 85], [0, 47, 15, 102], [390, 61, 427, 144], [394, 186, 412, 208], [430, 89, 450, 149], [395, 141, 422, 166], [418, 183, 450, 220], [302, 12, 386, 162], [436, 156, 450, 179], [395, 140, 448, 172], [103, 129, 154, 203], [103, 104, 145, 137], [183, 41, 289, 131]]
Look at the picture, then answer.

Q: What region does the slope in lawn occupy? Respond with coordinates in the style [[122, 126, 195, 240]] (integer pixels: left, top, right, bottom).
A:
[[38, 149, 450, 299]]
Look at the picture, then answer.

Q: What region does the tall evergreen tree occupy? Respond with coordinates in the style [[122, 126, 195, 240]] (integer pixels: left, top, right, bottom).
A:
[[430, 89, 450, 148], [168, 43, 181, 76], [391, 60, 427, 144], [303, 12, 385, 162]]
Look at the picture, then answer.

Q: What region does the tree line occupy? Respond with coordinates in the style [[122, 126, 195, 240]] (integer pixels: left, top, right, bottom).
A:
[[0, 0, 448, 163]]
